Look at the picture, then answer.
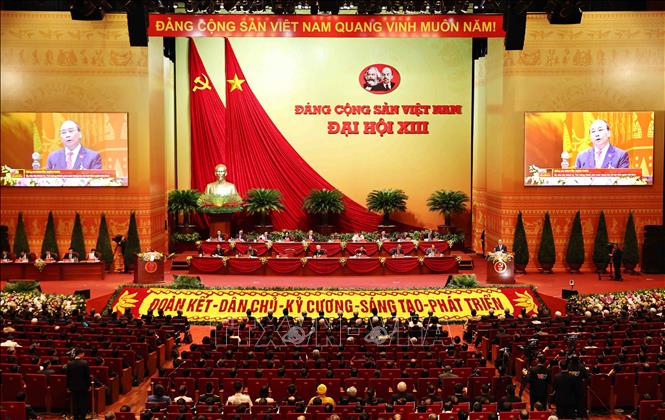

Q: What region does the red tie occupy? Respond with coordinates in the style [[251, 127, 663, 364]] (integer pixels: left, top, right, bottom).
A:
[[66, 151, 74, 169]]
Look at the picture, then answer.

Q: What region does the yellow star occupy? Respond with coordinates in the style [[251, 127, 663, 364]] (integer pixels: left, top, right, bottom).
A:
[[227, 74, 245, 92]]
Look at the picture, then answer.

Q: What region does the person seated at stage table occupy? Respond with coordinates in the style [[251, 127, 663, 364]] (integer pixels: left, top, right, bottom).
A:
[[87, 248, 99, 261], [62, 248, 79, 262], [43, 250, 57, 262], [279, 233, 293, 242], [351, 232, 365, 242], [423, 229, 435, 241], [245, 245, 258, 257], [257, 231, 270, 242], [234, 230, 245, 242], [211, 244, 225, 257], [379, 231, 389, 241], [390, 244, 405, 257], [305, 230, 316, 242], [209, 230, 225, 241], [15, 251, 29, 263], [328, 233, 341, 242], [354, 246, 368, 258], [397, 232, 412, 242], [1, 250, 12, 262], [424, 244, 439, 257], [312, 244, 326, 258]]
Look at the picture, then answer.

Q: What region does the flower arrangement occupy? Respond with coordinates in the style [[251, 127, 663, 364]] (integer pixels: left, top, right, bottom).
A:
[[138, 251, 163, 262], [197, 193, 243, 213], [567, 289, 664, 316], [34, 259, 48, 272], [1, 165, 19, 186], [0, 291, 86, 318], [486, 252, 514, 264]]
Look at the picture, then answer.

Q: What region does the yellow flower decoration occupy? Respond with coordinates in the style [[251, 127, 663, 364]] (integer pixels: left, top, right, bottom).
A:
[[186, 256, 193, 262], [222, 256, 229, 267], [418, 257, 425, 264], [340, 241, 347, 250], [300, 257, 308, 267], [260, 257, 268, 265], [301, 241, 309, 250], [113, 290, 139, 314], [413, 240, 419, 248], [513, 290, 538, 313], [379, 257, 386, 265], [265, 241, 273, 250], [339, 257, 347, 266], [229, 241, 236, 249], [376, 241, 383, 249]]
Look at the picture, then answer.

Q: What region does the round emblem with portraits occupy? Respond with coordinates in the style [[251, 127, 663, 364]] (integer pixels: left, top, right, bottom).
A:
[[493, 260, 507, 274]]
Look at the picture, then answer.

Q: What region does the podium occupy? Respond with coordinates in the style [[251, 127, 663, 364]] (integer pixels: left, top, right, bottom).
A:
[[486, 255, 515, 284], [134, 258, 164, 284]]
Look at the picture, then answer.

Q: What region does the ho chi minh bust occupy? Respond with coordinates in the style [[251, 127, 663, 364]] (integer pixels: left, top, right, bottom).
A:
[[205, 164, 239, 197]]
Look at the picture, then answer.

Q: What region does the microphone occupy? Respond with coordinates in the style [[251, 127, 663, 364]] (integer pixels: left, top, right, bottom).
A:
[[32, 152, 41, 170]]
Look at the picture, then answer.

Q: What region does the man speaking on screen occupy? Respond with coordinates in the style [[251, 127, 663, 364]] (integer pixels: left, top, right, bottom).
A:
[[574, 119, 629, 169], [46, 120, 102, 170]]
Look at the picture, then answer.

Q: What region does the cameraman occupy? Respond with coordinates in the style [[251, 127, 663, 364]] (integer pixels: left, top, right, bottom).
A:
[[523, 353, 551, 410]]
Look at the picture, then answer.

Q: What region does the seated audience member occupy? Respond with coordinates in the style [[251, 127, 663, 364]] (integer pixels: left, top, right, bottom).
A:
[[15, 251, 29, 262], [173, 385, 193, 404], [308, 384, 336, 407], [379, 231, 389, 241], [226, 380, 252, 407], [305, 230, 316, 241], [147, 384, 171, 404], [354, 246, 368, 258], [425, 244, 438, 257], [63, 248, 78, 262], [255, 385, 275, 405], [423, 229, 435, 241], [390, 244, 405, 257], [87, 248, 99, 261], [245, 245, 258, 257], [43, 250, 57, 261], [16, 391, 38, 419], [391, 381, 415, 404], [312, 244, 326, 258], [211, 244, 225, 257], [235, 230, 245, 241], [1, 250, 11, 262], [199, 383, 222, 405], [257, 231, 270, 242]]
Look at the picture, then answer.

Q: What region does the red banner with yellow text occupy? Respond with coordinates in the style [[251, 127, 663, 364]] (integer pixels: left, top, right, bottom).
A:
[[111, 287, 540, 322], [149, 14, 504, 38]]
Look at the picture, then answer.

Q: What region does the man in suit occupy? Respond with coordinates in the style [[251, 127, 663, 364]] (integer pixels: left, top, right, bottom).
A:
[[574, 119, 629, 169], [493, 239, 508, 253], [211, 244, 225, 257], [552, 359, 580, 419], [611, 243, 623, 281], [373, 66, 396, 92], [245, 245, 257, 257], [66, 349, 91, 420], [63, 248, 78, 262], [312, 244, 326, 258], [390, 244, 405, 257], [46, 120, 102, 170], [211, 230, 224, 241]]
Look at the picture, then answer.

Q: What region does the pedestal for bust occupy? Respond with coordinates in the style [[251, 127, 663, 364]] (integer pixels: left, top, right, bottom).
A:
[[200, 205, 243, 239]]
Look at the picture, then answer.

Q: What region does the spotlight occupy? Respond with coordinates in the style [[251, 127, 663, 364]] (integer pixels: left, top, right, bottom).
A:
[[546, 0, 583, 24]]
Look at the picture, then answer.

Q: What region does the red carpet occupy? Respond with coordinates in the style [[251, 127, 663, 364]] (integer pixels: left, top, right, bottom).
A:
[[2, 255, 662, 313]]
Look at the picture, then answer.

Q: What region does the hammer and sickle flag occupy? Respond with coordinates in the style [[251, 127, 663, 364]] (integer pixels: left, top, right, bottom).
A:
[[192, 73, 212, 92]]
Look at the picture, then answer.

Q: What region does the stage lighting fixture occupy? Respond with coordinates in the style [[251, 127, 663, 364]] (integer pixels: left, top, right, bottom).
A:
[[356, 0, 381, 14], [546, 0, 583, 24], [271, 0, 295, 14], [156, 0, 176, 13], [70, 0, 111, 20], [474, 0, 503, 13], [320, 0, 341, 14]]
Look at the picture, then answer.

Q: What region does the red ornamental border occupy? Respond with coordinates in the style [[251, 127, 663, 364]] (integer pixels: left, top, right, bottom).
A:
[[149, 15, 505, 38]]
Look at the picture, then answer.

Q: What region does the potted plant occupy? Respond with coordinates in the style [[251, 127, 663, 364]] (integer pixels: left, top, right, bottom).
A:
[[513, 212, 529, 273], [303, 189, 345, 234], [622, 211, 639, 274], [244, 188, 285, 231], [592, 211, 610, 273], [168, 189, 201, 234], [565, 211, 584, 273], [426, 190, 469, 234], [537, 212, 556, 273], [366, 189, 408, 231]]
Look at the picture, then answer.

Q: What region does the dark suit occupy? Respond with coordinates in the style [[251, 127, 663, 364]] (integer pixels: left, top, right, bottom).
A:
[[245, 248, 257, 257], [312, 249, 326, 257], [211, 248, 225, 257], [552, 370, 581, 418], [46, 146, 102, 170], [66, 357, 91, 420], [574, 144, 629, 169], [390, 248, 404, 256], [493, 244, 508, 253]]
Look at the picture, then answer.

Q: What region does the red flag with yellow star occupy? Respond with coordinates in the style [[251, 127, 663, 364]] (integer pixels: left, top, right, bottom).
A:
[[224, 38, 381, 231], [189, 38, 227, 193]]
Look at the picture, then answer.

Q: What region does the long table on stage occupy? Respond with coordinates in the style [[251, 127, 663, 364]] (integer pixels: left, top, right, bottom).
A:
[[198, 240, 450, 257], [0, 262, 106, 281], [189, 256, 459, 276]]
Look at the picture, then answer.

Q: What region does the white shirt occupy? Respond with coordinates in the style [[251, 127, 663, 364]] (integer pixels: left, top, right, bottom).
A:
[[65, 144, 82, 169], [594, 144, 610, 168]]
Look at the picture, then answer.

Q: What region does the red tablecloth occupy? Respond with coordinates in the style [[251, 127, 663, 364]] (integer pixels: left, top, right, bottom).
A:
[[233, 243, 269, 256], [306, 258, 341, 275], [384, 257, 420, 273], [200, 242, 232, 255], [418, 241, 449, 254], [266, 258, 302, 274], [227, 258, 263, 273], [190, 257, 225, 273], [310, 242, 343, 257], [382, 241, 416, 255], [271, 242, 306, 257], [345, 258, 382, 274], [422, 256, 458, 273]]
